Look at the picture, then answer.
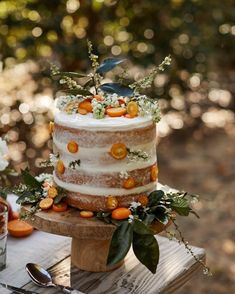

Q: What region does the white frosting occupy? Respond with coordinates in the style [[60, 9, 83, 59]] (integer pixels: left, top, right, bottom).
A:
[[55, 112, 153, 131], [53, 137, 157, 171], [54, 172, 156, 196]]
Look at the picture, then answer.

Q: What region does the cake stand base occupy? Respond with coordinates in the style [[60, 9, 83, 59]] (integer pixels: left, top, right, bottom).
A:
[[22, 206, 169, 272]]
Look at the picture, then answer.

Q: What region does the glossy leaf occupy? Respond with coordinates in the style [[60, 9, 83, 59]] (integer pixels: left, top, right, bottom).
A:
[[99, 83, 134, 96], [16, 191, 41, 205], [107, 221, 133, 266], [21, 169, 42, 189], [172, 198, 190, 216], [133, 219, 154, 235], [96, 58, 125, 74], [65, 89, 93, 96], [133, 232, 159, 274], [148, 190, 165, 207]]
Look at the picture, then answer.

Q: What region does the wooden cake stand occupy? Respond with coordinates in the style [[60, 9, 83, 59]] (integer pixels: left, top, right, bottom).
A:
[[22, 206, 169, 273]]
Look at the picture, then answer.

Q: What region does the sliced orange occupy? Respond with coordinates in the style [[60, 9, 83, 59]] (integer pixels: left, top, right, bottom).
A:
[[112, 208, 131, 220], [67, 141, 79, 153], [78, 108, 88, 115], [80, 211, 94, 218], [8, 220, 33, 238], [52, 202, 68, 212], [49, 122, 54, 134], [123, 177, 136, 189], [106, 196, 118, 210], [79, 99, 93, 113], [39, 198, 53, 210], [110, 143, 127, 160], [137, 195, 149, 206], [106, 107, 127, 117], [150, 165, 158, 181], [56, 160, 65, 174], [127, 101, 139, 117], [47, 186, 58, 199], [93, 94, 104, 101]]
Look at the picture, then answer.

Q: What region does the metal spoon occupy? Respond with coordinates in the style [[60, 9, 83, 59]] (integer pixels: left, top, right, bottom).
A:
[[25, 263, 84, 294]]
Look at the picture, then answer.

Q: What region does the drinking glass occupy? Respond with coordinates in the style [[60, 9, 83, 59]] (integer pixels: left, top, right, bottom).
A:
[[0, 204, 8, 271]]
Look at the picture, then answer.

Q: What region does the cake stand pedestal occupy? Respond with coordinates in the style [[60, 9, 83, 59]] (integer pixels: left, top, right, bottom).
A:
[[22, 206, 169, 272]]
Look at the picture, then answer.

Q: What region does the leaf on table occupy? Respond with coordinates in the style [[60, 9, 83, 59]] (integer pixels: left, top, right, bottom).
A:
[[107, 221, 133, 266], [99, 83, 134, 96], [133, 232, 159, 274], [96, 58, 125, 74]]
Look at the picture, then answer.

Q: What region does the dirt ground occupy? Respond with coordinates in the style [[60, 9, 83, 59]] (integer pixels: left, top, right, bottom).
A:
[[158, 126, 235, 293]]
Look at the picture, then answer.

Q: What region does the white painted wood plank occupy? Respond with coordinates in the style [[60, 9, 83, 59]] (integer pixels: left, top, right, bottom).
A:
[[23, 236, 205, 294]]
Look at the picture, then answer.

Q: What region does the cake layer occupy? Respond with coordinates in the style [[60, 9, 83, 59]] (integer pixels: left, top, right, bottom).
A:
[[54, 118, 156, 148], [54, 172, 156, 196], [55, 163, 157, 188], [53, 137, 157, 168], [66, 191, 150, 211]]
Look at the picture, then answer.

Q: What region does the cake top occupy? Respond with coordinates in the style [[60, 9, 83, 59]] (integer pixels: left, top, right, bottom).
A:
[[51, 40, 171, 126], [55, 112, 153, 131]]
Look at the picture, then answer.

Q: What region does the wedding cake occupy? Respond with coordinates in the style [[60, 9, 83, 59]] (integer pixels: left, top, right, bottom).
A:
[[52, 99, 158, 211]]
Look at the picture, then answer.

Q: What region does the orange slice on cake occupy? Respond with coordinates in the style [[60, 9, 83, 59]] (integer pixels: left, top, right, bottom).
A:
[[110, 143, 127, 160]]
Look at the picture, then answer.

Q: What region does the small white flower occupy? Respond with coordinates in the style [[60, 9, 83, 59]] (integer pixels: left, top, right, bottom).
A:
[[130, 201, 141, 210], [49, 153, 59, 164], [35, 173, 53, 183], [119, 171, 129, 179], [128, 215, 134, 223]]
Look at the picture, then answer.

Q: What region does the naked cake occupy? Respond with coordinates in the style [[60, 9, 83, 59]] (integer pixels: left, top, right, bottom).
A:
[[53, 109, 158, 211]]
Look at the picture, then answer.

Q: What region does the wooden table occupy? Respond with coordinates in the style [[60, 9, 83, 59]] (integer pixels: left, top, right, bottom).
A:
[[21, 235, 205, 294]]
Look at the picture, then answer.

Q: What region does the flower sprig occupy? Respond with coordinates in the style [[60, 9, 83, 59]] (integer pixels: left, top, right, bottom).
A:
[[130, 55, 171, 92]]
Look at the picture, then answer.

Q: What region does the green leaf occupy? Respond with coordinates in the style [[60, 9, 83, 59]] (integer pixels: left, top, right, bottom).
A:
[[172, 198, 190, 216], [16, 191, 41, 205], [133, 232, 159, 274], [151, 205, 168, 224], [107, 221, 133, 266], [143, 213, 156, 226], [21, 169, 42, 189], [96, 58, 125, 74], [133, 219, 154, 235], [54, 193, 67, 204], [99, 83, 134, 97], [148, 190, 165, 206], [58, 71, 88, 78], [65, 89, 93, 96]]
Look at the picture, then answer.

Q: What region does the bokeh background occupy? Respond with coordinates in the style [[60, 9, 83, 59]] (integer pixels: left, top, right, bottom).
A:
[[0, 0, 234, 292]]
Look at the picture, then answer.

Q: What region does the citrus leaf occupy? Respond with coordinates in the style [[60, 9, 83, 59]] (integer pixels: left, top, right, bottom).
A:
[[16, 191, 41, 205], [133, 232, 159, 274], [133, 219, 154, 235], [99, 83, 134, 96], [54, 193, 67, 204], [172, 198, 190, 216], [21, 169, 42, 189], [107, 221, 133, 266], [96, 58, 125, 74], [148, 190, 165, 206]]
